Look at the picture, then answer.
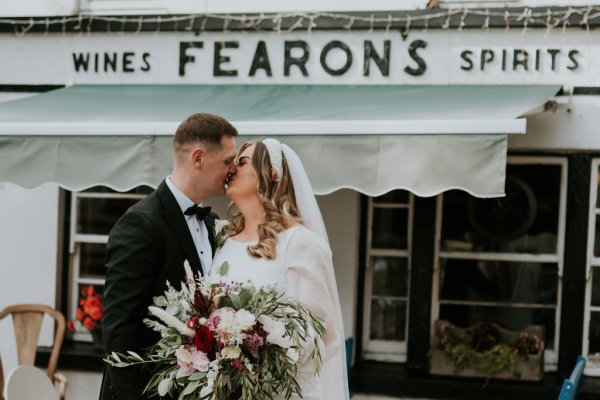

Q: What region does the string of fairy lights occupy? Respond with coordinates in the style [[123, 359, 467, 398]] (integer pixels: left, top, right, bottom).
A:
[[1, 6, 600, 36]]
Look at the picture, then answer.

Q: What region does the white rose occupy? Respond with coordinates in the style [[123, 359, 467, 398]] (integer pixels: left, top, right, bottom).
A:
[[221, 345, 242, 359], [235, 309, 256, 330], [214, 219, 229, 235], [266, 320, 292, 349], [286, 348, 300, 363], [157, 378, 171, 397], [257, 315, 275, 332]]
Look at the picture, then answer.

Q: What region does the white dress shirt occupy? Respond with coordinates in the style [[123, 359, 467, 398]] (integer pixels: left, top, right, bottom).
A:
[[165, 176, 213, 276]]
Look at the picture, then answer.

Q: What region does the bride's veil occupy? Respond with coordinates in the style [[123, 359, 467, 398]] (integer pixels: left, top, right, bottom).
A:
[[280, 142, 351, 400]]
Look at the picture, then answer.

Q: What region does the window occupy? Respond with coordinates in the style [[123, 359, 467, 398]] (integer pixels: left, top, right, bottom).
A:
[[362, 190, 413, 362], [432, 157, 567, 368], [583, 159, 600, 375], [68, 186, 151, 341]]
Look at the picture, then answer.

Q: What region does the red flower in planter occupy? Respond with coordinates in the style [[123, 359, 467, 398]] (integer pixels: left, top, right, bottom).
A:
[[69, 285, 103, 335]]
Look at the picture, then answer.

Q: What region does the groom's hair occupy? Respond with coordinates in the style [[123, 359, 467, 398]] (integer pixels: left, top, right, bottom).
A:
[[173, 113, 238, 153]]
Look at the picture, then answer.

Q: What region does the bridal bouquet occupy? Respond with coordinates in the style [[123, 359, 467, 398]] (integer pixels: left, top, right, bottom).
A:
[[104, 261, 326, 400]]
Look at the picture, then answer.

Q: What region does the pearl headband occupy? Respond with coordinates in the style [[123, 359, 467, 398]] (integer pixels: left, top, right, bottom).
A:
[[262, 138, 283, 182]]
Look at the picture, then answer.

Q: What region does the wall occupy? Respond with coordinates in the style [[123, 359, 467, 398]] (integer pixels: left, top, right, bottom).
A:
[[510, 96, 600, 151], [0, 183, 60, 378]]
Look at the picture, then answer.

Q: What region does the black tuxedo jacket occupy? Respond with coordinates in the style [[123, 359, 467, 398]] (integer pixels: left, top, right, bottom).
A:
[[99, 180, 216, 400]]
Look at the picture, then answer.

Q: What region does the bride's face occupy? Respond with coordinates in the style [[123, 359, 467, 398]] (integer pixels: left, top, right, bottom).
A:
[[226, 143, 259, 203]]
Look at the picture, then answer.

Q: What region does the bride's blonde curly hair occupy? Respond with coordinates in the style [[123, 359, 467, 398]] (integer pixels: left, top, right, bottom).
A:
[[227, 140, 303, 259]]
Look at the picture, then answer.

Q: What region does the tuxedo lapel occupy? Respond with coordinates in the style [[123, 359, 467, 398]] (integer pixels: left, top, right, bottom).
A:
[[156, 181, 203, 275], [205, 212, 217, 256]]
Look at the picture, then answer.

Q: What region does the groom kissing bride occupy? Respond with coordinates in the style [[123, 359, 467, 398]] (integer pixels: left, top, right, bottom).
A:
[[100, 113, 349, 400]]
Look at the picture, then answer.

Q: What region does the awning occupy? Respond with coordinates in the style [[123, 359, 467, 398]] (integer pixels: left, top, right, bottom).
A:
[[0, 84, 558, 197]]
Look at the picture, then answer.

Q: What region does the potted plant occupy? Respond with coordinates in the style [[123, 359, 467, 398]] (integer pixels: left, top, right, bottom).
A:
[[428, 320, 544, 381], [68, 285, 104, 350]]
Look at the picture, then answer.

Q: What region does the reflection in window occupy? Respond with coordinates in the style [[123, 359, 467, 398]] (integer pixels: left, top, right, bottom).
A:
[[441, 165, 561, 254], [435, 159, 565, 364]]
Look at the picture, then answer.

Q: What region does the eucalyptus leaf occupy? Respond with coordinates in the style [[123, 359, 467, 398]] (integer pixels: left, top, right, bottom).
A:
[[239, 291, 252, 308], [230, 293, 241, 309], [182, 380, 200, 395], [219, 261, 230, 276], [189, 372, 202, 381]]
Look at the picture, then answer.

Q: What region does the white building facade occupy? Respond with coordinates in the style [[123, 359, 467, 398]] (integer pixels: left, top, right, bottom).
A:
[[1, 1, 600, 399]]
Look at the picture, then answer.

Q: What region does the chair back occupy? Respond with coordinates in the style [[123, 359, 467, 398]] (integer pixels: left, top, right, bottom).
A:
[[558, 355, 587, 400], [0, 304, 66, 397]]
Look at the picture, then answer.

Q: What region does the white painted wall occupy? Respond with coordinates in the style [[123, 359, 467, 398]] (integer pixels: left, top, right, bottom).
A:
[[0, 0, 78, 17], [0, 183, 60, 378], [510, 96, 600, 151]]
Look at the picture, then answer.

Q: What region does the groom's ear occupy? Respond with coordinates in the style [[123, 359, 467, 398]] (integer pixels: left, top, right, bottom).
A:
[[191, 147, 206, 168]]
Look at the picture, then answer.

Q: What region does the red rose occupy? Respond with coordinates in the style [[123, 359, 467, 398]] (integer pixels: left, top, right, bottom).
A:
[[194, 326, 214, 354], [86, 285, 95, 296], [82, 317, 95, 331], [76, 308, 84, 321], [67, 320, 75, 332]]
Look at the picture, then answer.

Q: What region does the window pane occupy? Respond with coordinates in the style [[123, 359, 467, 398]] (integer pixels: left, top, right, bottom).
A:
[[592, 268, 600, 307], [369, 299, 406, 341], [589, 312, 600, 354], [372, 257, 408, 297], [79, 243, 107, 278], [441, 164, 561, 254], [439, 304, 555, 349], [77, 197, 140, 235], [372, 208, 408, 249], [373, 190, 409, 204], [439, 259, 558, 305], [594, 218, 600, 258], [596, 167, 600, 208]]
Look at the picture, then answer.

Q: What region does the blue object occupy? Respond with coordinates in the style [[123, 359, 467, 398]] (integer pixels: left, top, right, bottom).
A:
[[558, 356, 586, 400], [345, 337, 353, 372], [345, 337, 353, 398]]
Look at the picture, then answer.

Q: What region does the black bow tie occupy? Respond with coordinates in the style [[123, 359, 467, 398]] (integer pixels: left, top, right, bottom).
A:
[[184, 205, 211, 221]]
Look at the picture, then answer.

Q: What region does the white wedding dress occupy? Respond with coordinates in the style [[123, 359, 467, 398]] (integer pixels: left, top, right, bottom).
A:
[[210, 225, 348, 400]]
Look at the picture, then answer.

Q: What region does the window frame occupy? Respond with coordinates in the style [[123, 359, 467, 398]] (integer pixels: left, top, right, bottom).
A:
[[583, 158, 600, 376], [362, 193, 414, 362], [431, 156, 567, 369], [68, 190, 147, 342]]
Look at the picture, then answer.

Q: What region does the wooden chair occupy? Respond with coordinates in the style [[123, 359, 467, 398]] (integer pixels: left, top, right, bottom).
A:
[[557, 355, 586, 400], [0, 304, 67, 400]]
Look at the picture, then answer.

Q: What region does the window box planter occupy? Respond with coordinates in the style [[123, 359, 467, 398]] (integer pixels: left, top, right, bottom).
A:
[[428, 320, 544, 382]]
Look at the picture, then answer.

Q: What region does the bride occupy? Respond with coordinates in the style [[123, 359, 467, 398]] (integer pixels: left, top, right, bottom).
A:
[[209, 138, 350, 400]]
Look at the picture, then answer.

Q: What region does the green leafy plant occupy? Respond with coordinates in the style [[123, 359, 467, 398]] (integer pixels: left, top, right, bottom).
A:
[[433, 321, 544, 378]]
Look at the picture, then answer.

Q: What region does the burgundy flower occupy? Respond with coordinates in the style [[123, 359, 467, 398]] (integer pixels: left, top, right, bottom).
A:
[[194, 325, 215, 354]]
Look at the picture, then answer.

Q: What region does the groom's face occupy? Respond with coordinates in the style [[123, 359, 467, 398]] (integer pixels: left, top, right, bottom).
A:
[[201, 136, 237, 195]]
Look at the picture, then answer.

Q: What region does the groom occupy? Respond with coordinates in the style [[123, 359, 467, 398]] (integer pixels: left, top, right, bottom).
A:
[[99, 113, 238, 400]]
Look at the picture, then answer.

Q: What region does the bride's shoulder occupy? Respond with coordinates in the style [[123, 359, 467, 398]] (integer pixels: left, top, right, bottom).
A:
[[283, 225, 329, 251]]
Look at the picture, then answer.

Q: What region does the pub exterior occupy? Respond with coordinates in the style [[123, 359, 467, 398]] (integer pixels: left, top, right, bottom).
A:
[[1, 1, 600, 399]]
